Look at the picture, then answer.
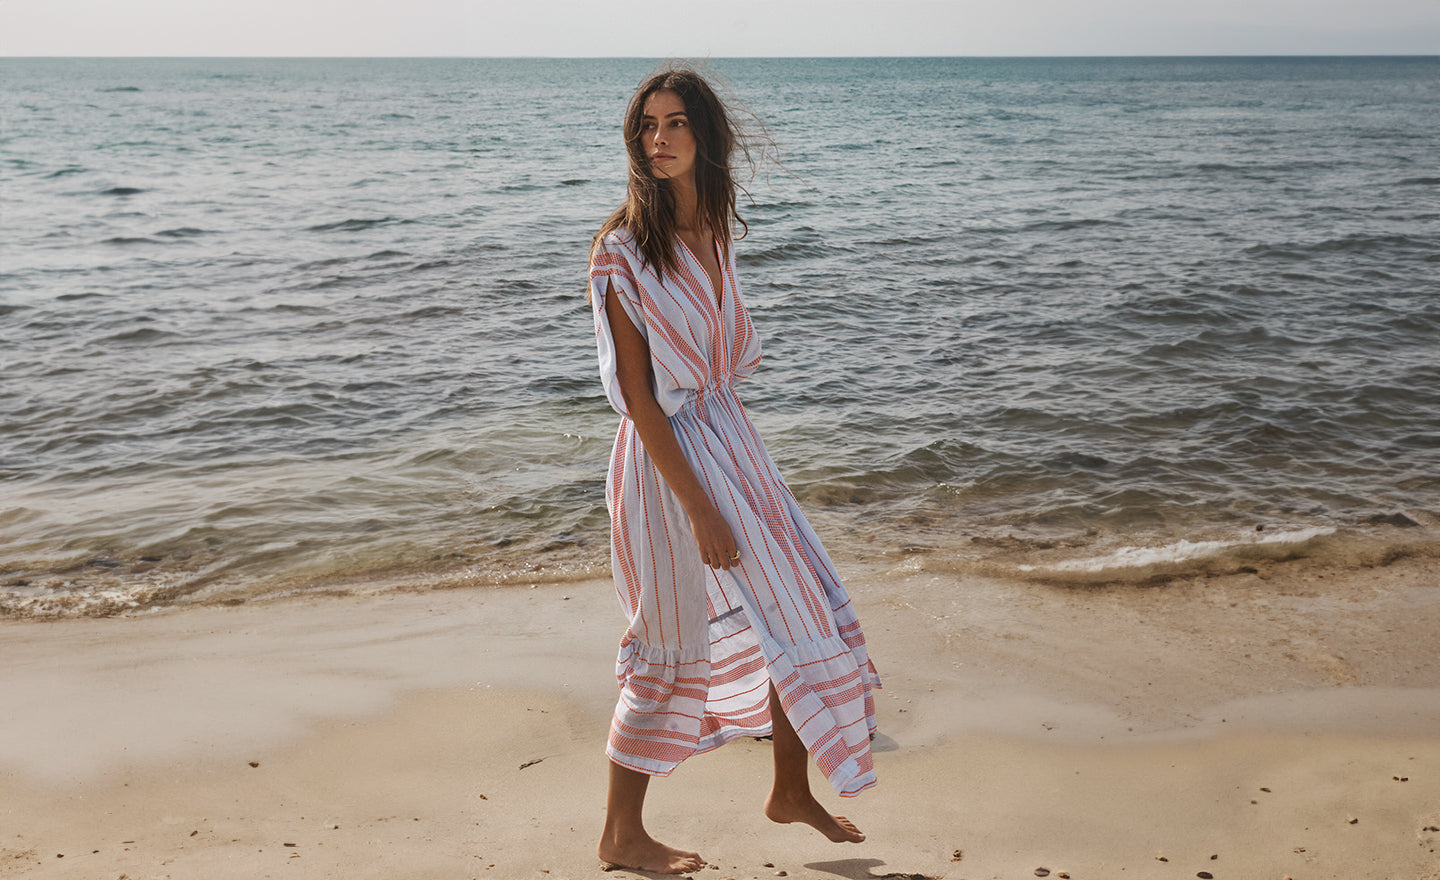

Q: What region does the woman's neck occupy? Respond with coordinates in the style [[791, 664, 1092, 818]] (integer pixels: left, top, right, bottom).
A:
[[669, 177, 703, 236]]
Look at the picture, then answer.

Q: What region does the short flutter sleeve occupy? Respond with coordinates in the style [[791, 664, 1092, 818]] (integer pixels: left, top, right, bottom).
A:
[[589, 229, 703, 419]]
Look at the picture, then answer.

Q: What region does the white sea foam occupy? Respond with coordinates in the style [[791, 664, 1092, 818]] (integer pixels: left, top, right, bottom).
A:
[[0, 580, 178, 619], [1017, 526, 1337, 574]]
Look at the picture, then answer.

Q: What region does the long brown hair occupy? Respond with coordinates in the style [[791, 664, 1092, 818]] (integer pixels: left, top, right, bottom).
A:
[[593, 62, 759, 282]]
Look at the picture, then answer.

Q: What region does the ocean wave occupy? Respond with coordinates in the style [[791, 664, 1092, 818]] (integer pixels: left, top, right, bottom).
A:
[[737, 240, 850, 265], [295, 255, 352, 270], [0, 577, 201, 620], [1017, 526, 1335, 574], [306, 216, 408, 233], [1012, 218, 1125, 233], [284, 273, 371, 291], [896, 522, 1440, 587], [1246, 234, 1430, 259], [92, 326, 183, 345], [352, 304, 464, 324]]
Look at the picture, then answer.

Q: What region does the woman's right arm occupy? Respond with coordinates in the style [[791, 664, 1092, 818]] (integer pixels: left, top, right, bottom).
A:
[[604, 279, 740, 571]]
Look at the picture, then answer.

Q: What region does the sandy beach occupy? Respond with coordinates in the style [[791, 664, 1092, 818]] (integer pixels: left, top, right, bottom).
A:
[[6, 52, 1440, 880], [3, 552, 1438, 880]]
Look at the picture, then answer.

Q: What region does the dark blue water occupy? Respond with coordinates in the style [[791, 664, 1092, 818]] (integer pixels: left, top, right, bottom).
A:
[[2, 57, 1437, 617]]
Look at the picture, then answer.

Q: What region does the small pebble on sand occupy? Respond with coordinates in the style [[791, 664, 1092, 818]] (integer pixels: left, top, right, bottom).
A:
[[1348, 816, 1359, 824], [1034, 869, 1050, 877], [1197, 873, 1214, 879]]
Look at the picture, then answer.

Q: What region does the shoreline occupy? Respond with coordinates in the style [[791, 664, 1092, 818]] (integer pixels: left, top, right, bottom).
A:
[[4, 517, 1436, 621], [2, 557, 1438, 877]]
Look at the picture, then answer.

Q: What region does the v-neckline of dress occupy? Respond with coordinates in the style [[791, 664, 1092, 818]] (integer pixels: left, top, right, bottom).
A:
[[676, 234, 723, 313]]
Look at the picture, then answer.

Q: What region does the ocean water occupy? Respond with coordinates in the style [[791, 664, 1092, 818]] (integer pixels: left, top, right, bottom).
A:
[[2, 56, 1438, 618]]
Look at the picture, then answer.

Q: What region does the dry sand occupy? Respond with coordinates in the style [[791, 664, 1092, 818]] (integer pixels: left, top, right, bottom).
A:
[[2, 554, 1438, 879]]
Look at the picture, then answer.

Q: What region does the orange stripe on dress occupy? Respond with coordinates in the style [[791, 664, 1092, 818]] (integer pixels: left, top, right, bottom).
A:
[[608, 733, 701, 766], [610, 427, 643, 614], [710, 394, 827, 638], [671, 248, 725, 373], [675, 416, 800, 642], [708, 656, 767, 689], [613, 236, 709, 384], [708, 641, 763, 673]]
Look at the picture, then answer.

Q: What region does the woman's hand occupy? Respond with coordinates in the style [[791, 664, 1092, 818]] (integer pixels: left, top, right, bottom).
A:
[[689, 504, 740, 570]]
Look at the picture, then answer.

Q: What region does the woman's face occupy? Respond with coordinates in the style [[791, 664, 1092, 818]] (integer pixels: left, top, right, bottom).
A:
[[641, 89, 695, 182]]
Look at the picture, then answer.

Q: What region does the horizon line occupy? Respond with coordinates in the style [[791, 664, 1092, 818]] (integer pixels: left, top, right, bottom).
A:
[[4, 52, 1439, 60]]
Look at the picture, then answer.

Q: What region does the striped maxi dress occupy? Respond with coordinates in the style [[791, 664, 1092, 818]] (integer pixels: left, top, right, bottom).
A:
[[588, 228, 881, 797]]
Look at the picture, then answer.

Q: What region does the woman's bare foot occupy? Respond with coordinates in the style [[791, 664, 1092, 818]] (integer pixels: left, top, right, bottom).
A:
[[764, 791, 865, 843], [598, 832, 706, 874]]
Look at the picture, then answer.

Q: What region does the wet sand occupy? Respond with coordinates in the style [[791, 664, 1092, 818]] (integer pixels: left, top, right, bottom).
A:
[[2, 555, 1438, 879]]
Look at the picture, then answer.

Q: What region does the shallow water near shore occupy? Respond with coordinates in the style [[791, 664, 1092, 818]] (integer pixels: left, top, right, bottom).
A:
[[2, 56, 1438, 617]]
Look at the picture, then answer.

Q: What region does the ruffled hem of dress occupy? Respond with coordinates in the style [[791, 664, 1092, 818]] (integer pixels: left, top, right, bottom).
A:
[[609, 611, 879, 796], [609, 607, 772, 776], [754, 630, 880, 796]]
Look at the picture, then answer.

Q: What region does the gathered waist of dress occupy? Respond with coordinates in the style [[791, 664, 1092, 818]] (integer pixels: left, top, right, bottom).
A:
[[676, 377, 740, 421]]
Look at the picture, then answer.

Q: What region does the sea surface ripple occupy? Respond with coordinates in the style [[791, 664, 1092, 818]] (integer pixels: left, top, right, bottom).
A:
[[2, 57, 1437, 617]]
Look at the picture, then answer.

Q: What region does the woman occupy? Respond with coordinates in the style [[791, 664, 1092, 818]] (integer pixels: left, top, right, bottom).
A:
[[588, 64, 881, 873]]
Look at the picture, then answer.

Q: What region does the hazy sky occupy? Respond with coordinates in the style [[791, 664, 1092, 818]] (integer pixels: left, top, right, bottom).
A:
[[3, 0, 1438, 56]]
